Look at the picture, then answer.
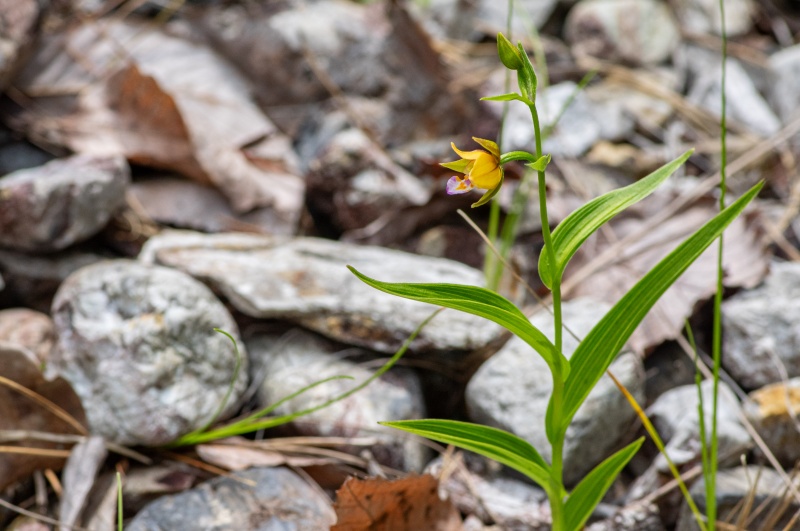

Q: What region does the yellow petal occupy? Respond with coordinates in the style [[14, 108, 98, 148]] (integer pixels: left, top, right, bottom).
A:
[[451, 143, 485, 161], [471, 137, 501, 159], [470, 157, 502, 189]]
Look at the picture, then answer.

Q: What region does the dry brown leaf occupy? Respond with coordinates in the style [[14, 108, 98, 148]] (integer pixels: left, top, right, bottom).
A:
[[332, 474, 463, 531], [196, 443, 334, 471], [565, 188, 769, 354], [9, 19, 303, 224], [59, 436, 107, 531], [0, 345, 88, 490]]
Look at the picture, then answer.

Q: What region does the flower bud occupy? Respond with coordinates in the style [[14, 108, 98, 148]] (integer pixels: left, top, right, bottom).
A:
[[497, 33, 522, 70]]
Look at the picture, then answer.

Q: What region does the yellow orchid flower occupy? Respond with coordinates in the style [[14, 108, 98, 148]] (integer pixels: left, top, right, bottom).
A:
[[442, 137, 503, 196]]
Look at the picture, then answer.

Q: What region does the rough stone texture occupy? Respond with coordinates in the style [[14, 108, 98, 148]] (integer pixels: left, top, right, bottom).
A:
[[681, 46, 780, 137], [587, 504, 664, 531], [50, 260, 247, 446], [194, 0, 471, 144], [722, 261, 800, 389], [426, 455, 550, 530], [248, 329, 428, 471], [465, 298, 645, 486], [770, 44, 800, 124], [498, 81, 634, 158], [0, 155, 129, 252], [409, 0, 559, 41], [0, 249, 103, 312], [744, 378, 800, 467], [0, 127, 54, 176], [139, 230, 502, 354], [675, 466, 799, 531], [647, 381, 751, 472], [129, 178, 295, 235], [565, 0, 680, 66], [0, 0, 46, 90], [672, 0, 756, 37], [0, 308, 55, 365], [127, 467, 335, 530], [304, 121, 432, 237]]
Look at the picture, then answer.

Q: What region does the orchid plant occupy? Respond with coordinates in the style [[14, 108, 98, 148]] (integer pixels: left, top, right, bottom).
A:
[[349, 33, 761, 530]]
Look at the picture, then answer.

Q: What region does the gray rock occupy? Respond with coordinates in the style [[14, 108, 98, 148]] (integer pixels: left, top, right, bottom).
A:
[[500, 81, 634, 158], [0, 129, 54, 175], [0, 248, 103, 312], [195, 1, 469, 144], [50, 260, 247, 446], [770, 44, 800, 123], [127, 467, 335, 530], [565, 0, 680, 66], [426, 455, 550, 530], [411, 0, 559, 41], [139, 230, 502, 354], [743, 378, 800, 467], [672, 0, 756, 37], [248, 329, 427, 471], [0, 155, 129, 252], [675, 466, 799, 531], [586, 503, 664, 531], [646, 381, 751, 472], [304, 123, 432, 237], [0, 308, 54, 365], [680, 45, 780, 137], [465, 298, 645, 486], [129, 178, 295, 235], [0, 0, 46, 90], [722, 261, 800, 389]]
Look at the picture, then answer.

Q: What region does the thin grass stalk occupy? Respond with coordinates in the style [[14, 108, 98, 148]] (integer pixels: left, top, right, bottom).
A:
[[608, 370, 708, 531], [484, 0, 514, 289], [708, 0, 729, 527]]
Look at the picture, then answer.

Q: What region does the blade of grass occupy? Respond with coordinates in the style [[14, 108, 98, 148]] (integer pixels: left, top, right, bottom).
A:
[[564, 437, 644, 531], [171, 309, 442, 446], [348, 267, 569, 378], [380, 419, 553, 494], [554, 181, 762, 439], [608, 370, 708, 531], [538, 150, 693, 288]]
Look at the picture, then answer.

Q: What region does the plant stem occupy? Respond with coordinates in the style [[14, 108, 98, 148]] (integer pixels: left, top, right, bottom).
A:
[[484, 0, 515, 290], [529, 100, 566, 529], [708, 1, 728, 528]]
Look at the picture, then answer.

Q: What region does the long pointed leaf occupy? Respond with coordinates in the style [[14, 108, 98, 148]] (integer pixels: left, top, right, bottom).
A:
[[348, 267, 569, 378], [552, 182, 762, 437], [381, 419, 553, 493], [564, 437, 644, 531], [538, 150, 693, 288]]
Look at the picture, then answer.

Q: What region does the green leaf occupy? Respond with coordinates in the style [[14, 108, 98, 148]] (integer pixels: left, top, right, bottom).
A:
[[516, 43, 537, 102], [471, 174, 504, 208], [481, 93, 533, 106], [538, 150, 692, 289], [348, 267, 569, 378], [564, 437, 644, 531], [527, 154, 551, 173], [381, 419, 553, 492], [550, 181, 763, 439]]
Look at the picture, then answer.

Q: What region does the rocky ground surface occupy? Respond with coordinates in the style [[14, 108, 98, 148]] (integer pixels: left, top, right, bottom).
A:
[[1, 0, 800, 529]]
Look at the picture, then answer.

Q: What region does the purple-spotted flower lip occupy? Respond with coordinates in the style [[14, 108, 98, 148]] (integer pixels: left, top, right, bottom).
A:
[[441, 138, 503, 196]]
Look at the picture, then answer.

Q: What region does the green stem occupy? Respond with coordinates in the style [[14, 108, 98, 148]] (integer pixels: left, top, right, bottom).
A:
[[708, 1, 728, 529], [484, 0, 515, 290], [529, 101, 566, 530]]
